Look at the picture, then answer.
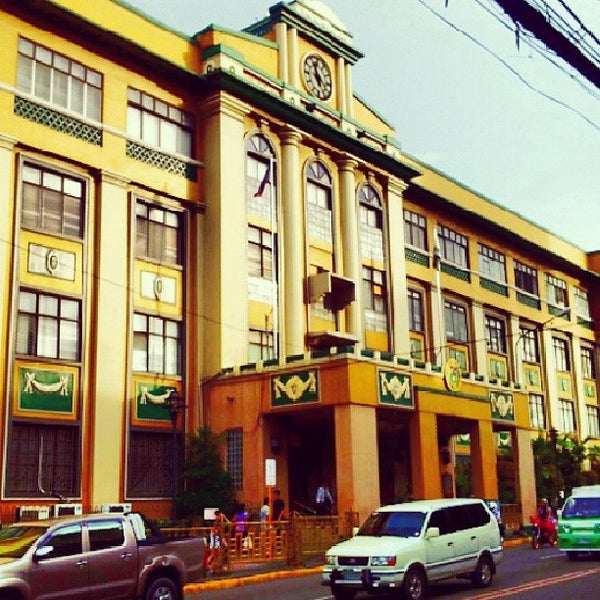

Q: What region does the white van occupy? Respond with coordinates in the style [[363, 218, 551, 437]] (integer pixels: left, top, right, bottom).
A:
[[322, 498, 502, 600]]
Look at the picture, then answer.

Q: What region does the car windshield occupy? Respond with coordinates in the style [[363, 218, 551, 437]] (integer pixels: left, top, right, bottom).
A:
[[0, 525, 46, 559], [562, 497, 600, 519], [357, 511, 426, 537]]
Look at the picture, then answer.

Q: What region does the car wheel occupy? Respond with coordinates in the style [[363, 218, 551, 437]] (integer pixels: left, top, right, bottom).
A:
[[471, 556, 494, 588], [567, 551, 579, 561], [332, 587, 356, 600], [402, 567, 426, 600], [144, 576, 180, 600]]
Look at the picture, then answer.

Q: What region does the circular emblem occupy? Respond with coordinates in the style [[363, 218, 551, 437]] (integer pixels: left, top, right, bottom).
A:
[[302, 53, 332, 101], [444, 358, 462, 392]]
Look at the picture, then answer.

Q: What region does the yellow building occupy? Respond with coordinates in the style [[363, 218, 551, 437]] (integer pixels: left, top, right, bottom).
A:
[[0, 0, 598, 525]]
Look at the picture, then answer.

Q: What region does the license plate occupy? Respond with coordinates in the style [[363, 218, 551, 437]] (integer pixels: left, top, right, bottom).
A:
[[343, 571, 361, 580]]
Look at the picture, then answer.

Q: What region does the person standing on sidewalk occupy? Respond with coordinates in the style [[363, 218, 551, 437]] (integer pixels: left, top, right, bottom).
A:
[[315, 482, 333, 515]]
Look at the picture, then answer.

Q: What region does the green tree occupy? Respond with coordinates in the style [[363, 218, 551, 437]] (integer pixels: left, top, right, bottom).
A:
[[533, 433, 600, 507], [177, 426, 236, 521]]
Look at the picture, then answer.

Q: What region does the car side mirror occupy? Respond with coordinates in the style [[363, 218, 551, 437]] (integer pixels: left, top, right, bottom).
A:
[[33, 546, 54, 561], [425, 527, 440, 539]]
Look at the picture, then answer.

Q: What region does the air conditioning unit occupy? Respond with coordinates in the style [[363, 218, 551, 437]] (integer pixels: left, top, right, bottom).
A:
[[16, 505, 51, 521], [100, 503, 132, 514], [53, 503, 83, 517]]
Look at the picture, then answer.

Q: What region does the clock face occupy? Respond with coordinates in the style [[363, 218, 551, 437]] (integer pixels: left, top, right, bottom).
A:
[[302, 54, 332, 101]]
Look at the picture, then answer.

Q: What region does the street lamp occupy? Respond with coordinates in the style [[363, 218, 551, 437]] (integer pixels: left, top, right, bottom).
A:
[[165, 389, 186, 523]]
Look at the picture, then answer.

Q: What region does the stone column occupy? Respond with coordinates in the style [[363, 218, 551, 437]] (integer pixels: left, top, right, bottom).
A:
[[509, 314, 522, 384], [541, 328, 560, 430], [344, 63, 354, 118], [287, 27, 299, 89], [275, 22, 288, 82], [338, 158, 361, 343], [334, 404, 380, 523], [409, 410, 442, 498], [571, 335, 588, 437], [336, 57, 346, 114], [201, 93, 249, 373], [472, 302, 487, 375], [469, 419, 498, 500], [514, 428, 537, 528], [91, 170, 130, 507], [387, 178, 410, 358], [279, 127, 304, 356]]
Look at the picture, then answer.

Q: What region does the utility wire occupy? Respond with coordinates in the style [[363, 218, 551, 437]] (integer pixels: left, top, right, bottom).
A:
[[416, 0, 600, 130]]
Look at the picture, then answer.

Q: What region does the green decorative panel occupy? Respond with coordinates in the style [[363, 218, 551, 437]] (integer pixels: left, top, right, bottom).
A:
[[135, 383, 176, 422], [585, 383, 596, 399], [404, 247, 429, 266], [441, 262, 470, 282], [480, 277, 508, 296], [126, 140, 197, 180], [271, 370, 319, 407], [449, 348, 467, 370], [489, 358, 507, 379], [578, 317, 594, 330], [378, 370, 413, 408], [18, 366, 75, 415], [525, 367, 540, 387], [456, 434, 470, 446], [15, 96, 102, 145], [496, 431, 512, 454], [516, 292, 541, 310], [558, 375, 571, 394], [490, 391, 515, 422]]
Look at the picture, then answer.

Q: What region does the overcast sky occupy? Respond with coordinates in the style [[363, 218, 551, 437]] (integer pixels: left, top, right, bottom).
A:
[[123, 0, 600, 252]]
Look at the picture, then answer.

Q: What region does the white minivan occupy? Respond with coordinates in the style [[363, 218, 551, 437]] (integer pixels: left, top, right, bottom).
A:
[[322, 498, 502, 600]]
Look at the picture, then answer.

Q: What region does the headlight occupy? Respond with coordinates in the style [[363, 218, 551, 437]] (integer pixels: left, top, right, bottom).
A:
[[371, 556, 396, 566], [325, 555, 337, 566]]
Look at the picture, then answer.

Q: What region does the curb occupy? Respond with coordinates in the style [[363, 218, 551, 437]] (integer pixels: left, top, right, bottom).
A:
[[184, 539, 529, 593]]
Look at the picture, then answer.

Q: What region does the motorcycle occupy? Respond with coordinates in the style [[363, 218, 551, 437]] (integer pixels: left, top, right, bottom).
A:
[[529, 514, 557, 549]]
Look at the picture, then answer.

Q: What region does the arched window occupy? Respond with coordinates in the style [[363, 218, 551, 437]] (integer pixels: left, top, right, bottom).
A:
[[306, 160, 333, 244], [359, 183, 384, 262], [246, 134, 277, 221]]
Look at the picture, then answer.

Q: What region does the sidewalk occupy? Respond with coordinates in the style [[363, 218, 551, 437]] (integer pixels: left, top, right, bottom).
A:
[[184, 533, 530, 594]]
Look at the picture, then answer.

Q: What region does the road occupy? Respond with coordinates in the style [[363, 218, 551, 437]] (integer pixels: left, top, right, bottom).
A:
[[186, 545, 600, 599]]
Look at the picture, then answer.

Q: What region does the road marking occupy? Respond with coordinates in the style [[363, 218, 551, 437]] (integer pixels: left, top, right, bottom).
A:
[[469, 567, 600, 598], [540, 552, 565, 560]]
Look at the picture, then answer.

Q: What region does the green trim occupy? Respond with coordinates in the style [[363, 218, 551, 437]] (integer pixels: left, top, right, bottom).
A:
[[353, 92, 395, 130], [480, 277, 508, 296], [196, 24, 278, 49], [516, 292, 541, 309], [441, 262, 471, 282], [414, 386, 489, 403], [578, 317, 594, 329], [202, 44, 245, 62], [405, 247, 429, 266]]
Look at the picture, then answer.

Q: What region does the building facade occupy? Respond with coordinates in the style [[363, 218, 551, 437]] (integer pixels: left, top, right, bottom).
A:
[[0, 0, 598, 525]]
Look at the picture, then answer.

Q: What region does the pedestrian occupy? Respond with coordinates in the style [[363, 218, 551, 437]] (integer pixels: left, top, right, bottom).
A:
[[272, 489, 285, 521], [260, 497, 270, 522], [315, 482, 333, 515], [488, 501, 505, 541]]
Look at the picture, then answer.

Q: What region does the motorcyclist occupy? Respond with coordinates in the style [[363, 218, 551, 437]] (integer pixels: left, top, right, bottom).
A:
[[537, 498, 552, 522]]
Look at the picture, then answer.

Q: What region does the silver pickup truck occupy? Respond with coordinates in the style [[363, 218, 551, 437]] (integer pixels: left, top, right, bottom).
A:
[[0, 511, 204, 600]]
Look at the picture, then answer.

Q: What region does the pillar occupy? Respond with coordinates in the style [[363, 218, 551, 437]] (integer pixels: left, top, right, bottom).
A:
[[279, 127, 304, 356], [472, 302, 487, 375], [275, 22, 288, 82], [338, 158, 361, 343], [90, 170, 130, 507], [344, 63, 353, 118], [571, 335, 588, 437], [469, 419, 498, 500], [336, 57, 346, 114], [514, 428, 537, 528], [334, 404, 380, 523], [541, 328, 560, 430], [201, 93, 249, 373], [387, 178, 410, 358], [287, 27, 299, 89], [409, 410, 442, 498]]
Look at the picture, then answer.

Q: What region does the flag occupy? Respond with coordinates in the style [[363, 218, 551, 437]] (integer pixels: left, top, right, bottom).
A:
[[254, 163, 271, 197]]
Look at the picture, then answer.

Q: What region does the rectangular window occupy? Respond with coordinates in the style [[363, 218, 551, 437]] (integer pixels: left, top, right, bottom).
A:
[[132, 313, 181, 375], [581, 347, 596, 380], [88, 520, 125, 551], [514, 260, 538, 296], [559, 399, 576, 433], [21, 162, 85, 238], [127, 430, 172, 497], [127, 88, 193, 157], [553, 337, 571, 371], [17, 37, 103, 121], [546, 274, 568, 307], [306, 182, 333, 243], [485, 314, 507, 354], [529, 394, 546, 430], [519, 327, 540, 363], [445, 300, 468, 343], [362, 266, 387, 314], [587, 405, 600, 439], [248, 329, 274, 362], [227, 428, 243, 490], [248, 226, 273, 279], [408, 288, 424, 333], [438, 225, 468, 268], [403, 210, 427, 250], [574, 287, 591, 319], [16, 289, 81, 360], [478, 244, 506, 282], [5, 423, 79, 497], [135, 201, 182, 265]]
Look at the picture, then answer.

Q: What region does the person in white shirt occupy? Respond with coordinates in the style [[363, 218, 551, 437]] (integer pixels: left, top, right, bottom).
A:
[[315, 482, 333, 515]]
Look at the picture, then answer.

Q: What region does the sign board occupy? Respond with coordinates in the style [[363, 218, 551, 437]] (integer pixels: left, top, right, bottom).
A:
[[204, 507, 219, 520], [265, 458, 277, 486]]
